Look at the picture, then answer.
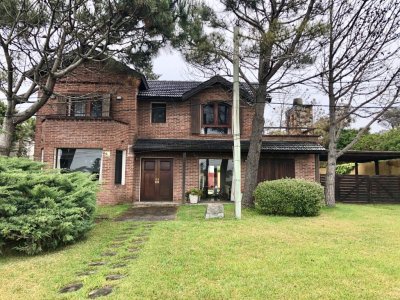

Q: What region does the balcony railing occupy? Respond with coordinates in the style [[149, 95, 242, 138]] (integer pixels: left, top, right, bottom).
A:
[[45, 94, 111, 118], [263, 126, 316, 136]]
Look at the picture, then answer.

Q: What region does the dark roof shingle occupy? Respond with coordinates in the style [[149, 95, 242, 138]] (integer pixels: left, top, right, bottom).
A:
[[133, 139, 325, 153], [137, 76, 261, 101], [138, 80, 201, 98]]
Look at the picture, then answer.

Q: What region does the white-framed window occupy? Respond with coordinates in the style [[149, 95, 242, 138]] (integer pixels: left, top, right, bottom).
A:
[[56, 148, 103, 180], [115, 150, 126, 185]]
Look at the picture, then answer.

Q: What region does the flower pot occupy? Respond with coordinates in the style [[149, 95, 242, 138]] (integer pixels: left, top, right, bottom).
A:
[[189, 194, 199, 204]]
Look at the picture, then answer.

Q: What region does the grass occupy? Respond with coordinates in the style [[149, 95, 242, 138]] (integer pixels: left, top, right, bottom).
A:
[[1, 204, 400, 299]]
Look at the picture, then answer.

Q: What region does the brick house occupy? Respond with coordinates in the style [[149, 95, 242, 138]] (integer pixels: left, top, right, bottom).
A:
[[34, 59, 324, 205]]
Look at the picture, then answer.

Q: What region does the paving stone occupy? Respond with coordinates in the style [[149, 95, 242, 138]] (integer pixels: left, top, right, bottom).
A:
[[131, 240, 145, 245], [106, 274, 126, 281], [128, 247, 140, 253], [88, 286, 113, 298], [59, 282, 83, 293], [77, 270, 97, 276], [205, 203, 224, 219], [88, 261, 107, 266], [101, 252, 117, 257], [121, 254, 138, 260], [136, 233, 149, 238], [110, 263, 127, 269]]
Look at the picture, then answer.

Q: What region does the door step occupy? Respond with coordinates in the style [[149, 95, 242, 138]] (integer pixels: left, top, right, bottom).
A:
[[133, 201, 180, 207]]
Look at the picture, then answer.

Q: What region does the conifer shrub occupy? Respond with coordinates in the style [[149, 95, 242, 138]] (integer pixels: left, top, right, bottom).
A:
[[254, 178, 324, 217], [0, 157, 97, 255]]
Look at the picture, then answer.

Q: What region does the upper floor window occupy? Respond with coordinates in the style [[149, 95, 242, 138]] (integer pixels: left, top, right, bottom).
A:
[[61, 94, 110, 118], [202, 102, 231, 134], [151, 103, 166, 123]]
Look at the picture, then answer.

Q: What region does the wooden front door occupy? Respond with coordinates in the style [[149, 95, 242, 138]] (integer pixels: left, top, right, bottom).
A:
[[141, 159, 173, 201], [258, 158, 295, 182]]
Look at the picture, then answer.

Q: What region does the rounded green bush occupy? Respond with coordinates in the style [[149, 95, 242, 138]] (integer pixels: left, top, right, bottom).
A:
[[0, 157, 98, 255], [254, 178, 324, 217]]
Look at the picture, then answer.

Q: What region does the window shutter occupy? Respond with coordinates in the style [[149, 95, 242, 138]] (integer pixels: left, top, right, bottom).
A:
[[191, 99, 201, 134], [102, 94, 111, 117], [57, 96, 67, 116]]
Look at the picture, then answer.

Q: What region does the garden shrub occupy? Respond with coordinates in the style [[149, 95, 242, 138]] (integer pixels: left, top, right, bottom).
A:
[[254, 178, 324, 217], [0, 156, 98, 255], [336, 163, 355, 175]]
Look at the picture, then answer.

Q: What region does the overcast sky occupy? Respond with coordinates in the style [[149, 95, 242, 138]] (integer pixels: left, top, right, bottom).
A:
[[152, 48, 386, 132]]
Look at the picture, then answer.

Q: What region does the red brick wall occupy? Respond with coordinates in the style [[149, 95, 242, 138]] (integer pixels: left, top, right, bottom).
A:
[[138, 86, 254, 139], [134, 152, 247, 202], [134, 152, 314, 203], [35, 63, 319, 205], [34, 62, 140, 204]]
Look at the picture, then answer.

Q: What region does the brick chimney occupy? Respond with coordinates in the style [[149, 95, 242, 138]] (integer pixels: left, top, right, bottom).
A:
[[286, 98, 313, 134]]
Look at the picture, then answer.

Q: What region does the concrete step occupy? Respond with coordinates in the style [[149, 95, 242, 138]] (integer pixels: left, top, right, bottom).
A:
[[133, 201, 181, 208]]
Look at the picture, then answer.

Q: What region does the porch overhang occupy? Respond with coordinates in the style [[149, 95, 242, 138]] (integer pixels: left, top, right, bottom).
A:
[[133, 139, 325, 154]]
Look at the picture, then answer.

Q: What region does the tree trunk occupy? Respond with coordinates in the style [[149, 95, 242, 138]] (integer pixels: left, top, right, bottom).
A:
[[0, 117, 15, 156], [242, 99, 267, 207], [325, 126, 337, 206]]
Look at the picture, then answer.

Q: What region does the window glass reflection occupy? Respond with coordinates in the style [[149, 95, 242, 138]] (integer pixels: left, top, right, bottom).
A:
[[199, 159, 233, 201], [57, 148, 102, 178]]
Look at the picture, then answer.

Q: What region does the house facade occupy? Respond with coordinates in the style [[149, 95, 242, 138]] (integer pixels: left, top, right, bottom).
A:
[[34, 60, 324, 205]]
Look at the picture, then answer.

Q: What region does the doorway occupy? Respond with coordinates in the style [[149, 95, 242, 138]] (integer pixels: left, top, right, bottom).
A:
[[141, 158, 173, 201]]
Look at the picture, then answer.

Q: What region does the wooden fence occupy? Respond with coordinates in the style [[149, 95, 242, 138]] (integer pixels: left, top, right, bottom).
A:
[[320, 175, 400, 203]]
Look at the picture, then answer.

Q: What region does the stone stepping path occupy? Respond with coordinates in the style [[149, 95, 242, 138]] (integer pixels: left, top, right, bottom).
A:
[[121, 254, 139, 261], [128, 247, 140, 253], [59, 282, 83, 293], [88, 286, 113, 298], [110, 263, 127, 269], [106, 274, 126, 281], [88, 261, 107, 267], [101, 251, 117, 257], [59, 222, 156, 297]]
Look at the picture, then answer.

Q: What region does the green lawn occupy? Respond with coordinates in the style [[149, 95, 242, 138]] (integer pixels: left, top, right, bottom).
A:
[[1, 204, 400, 299]]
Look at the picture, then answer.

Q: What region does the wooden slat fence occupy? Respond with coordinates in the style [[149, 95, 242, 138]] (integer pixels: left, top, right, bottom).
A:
[[320, 175, 400, 203]]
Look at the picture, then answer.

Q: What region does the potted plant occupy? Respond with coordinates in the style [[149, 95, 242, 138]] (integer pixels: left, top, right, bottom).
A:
[[188, 188, 202, 204]]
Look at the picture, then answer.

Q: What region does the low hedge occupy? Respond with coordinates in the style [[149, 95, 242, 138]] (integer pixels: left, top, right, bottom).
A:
[[254, 178, 324, 217], [0, 157, 98, 255]]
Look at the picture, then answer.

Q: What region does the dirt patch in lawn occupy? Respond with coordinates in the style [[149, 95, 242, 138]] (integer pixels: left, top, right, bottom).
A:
[[114, 206, 178, 222]]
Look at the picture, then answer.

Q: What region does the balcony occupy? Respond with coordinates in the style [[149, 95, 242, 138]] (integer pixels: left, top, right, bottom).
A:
[[43, 94, 111, 120]]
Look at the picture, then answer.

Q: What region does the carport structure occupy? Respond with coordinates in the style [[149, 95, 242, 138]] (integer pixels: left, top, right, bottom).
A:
[[320, 151, 400, 203]]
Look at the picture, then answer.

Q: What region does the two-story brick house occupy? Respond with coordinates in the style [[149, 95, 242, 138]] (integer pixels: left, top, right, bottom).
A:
[[34, 59, 324, 205]]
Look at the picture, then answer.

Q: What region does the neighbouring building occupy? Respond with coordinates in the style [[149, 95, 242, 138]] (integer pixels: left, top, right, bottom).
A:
[[34, 59, 325, 205]]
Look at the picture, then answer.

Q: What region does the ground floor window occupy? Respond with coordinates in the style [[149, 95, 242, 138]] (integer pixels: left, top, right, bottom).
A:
[[115, 150, 126, 185], [56, 148, 102, 178], [199, 159, 233, 201]]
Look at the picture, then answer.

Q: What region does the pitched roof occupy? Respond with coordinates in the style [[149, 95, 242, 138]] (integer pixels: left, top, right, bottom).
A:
[[137, 75, 265, 102], [133, 139, 325, 153], [138, 80, 200, 98]]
